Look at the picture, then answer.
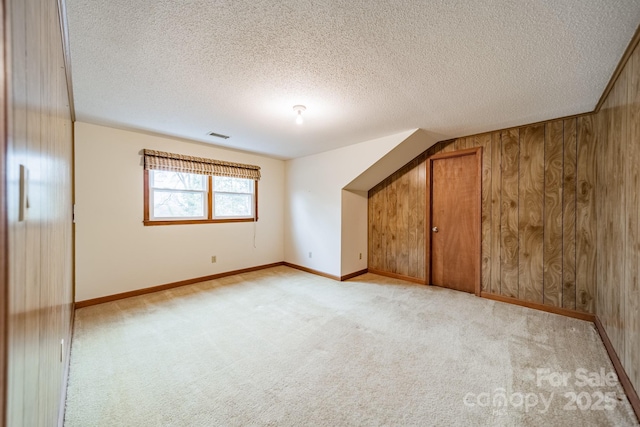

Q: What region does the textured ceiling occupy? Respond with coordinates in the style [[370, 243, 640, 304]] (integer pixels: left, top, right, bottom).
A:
[[66, 1, 640, 159]]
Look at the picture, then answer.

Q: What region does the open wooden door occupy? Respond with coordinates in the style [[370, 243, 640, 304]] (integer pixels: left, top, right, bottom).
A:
[[427, 148, 481, 295]]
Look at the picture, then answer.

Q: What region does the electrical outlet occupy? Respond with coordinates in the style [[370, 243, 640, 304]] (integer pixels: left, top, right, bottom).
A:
[[359, 253, 362, 260], [211, 256, 217, 263], [308, 252, 312, 258], [60, 339, 64, 362]]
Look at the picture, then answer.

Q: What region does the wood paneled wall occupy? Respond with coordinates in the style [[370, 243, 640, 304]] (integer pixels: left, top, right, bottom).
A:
[[594, 34, 640, 401], [368, 117, 597, 313], [5, 0, 74, 425], [0, 1, 6, 424], [368, 158, 427, 282]]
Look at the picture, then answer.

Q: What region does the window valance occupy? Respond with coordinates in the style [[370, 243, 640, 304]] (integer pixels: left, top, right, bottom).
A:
[[143, 149, 261, 180]]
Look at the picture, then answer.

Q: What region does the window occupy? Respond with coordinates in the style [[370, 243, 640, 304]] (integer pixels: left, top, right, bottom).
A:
[[145, 170, 257, 224], [149, 171, 208, 220], [212, 176, 255, 218], [142, 149, 260, 226]]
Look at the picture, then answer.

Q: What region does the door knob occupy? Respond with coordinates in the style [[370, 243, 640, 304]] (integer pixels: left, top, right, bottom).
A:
[[432, 226, 439, 233]]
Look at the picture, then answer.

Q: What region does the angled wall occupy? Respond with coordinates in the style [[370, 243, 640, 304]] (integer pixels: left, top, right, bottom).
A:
[[284, 131, 412, 277], [284, 129, 439, 278]]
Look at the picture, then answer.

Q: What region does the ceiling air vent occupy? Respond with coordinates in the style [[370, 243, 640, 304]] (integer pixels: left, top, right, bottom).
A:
[[207, 131, 230, 139]]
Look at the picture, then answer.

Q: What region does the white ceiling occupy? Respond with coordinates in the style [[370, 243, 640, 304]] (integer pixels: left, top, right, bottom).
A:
[[66, 1, 640, 159]]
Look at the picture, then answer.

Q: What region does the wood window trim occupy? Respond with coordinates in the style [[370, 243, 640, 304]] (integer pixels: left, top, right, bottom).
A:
[[143, 170, 259, 226]]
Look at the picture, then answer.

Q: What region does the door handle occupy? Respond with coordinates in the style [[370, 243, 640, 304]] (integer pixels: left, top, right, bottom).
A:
[[432, 226, 439, 233]]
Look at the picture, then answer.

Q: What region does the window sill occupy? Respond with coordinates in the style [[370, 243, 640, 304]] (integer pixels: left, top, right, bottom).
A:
[[143, 218, 256, 226]]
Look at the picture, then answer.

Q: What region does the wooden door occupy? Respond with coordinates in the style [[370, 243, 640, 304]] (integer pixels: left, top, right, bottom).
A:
[[428, 148, 481, 295]]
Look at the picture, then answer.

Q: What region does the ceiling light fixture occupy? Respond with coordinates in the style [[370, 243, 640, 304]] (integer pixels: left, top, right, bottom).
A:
[[293, 105, 306, 125]]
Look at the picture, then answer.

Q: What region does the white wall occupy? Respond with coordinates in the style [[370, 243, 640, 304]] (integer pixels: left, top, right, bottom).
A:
[[340, 190, 369, 275], [340, 129, 441, 276], [284, 130, 417, 277], [74, 122, 285, 301]]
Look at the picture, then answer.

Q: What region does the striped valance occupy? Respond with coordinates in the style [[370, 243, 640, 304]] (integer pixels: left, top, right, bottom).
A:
[[143, 149, 261, 181]]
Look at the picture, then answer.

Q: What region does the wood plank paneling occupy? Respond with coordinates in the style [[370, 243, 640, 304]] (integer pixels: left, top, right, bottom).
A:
[[490, 132, 502, 294], [478, 134, 492, 292], [626, 40, 640, 399], [368, 187, 380, 269], [0, 1, 6, 423], [440, 139, 457, 153], [593, 121, 613, 384], [562, 118, 577, 310], [5, 0, 74, 425], [380, 179, 388, 273], [595, 101, 609, 323], [397, 171, 409, 276], [454, 137, 468, 151], [368, 159, 427, 282], [617, 64, 630, 374], [386, 176, 397, 273], [602, 91, 617, 355], [369, 116, 597, 313], [417, 161, 426, 281], [375, 184, 385, 271], [543, 120, 564, 307], [500, 129, 520, 298], [8, 0, 29, 422], [577, 115, 597, 313], [369, 119, 596, 313], [407, 165, 418, 278], [24, 1, 45, 423], [593, 33, 640, 403], [518, 124, 545, 303], [608, 68, 626, 357]]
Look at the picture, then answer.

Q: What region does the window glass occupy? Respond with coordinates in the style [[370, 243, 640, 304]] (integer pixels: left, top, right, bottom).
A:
[[213, 176, 253, 193], [214, 193, 252, 217], [152, 171, 206, 191], [153, 191, 206, 218]]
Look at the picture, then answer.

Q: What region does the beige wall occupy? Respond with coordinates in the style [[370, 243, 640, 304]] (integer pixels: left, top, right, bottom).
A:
[[284, 130, 417, 277], [74, 122, 285, 302], [340, 189, 368, 276], [75, 124, 426, 297]]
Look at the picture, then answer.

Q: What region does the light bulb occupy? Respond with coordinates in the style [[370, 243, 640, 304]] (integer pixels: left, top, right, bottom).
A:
[[293, 105, 306, 125]]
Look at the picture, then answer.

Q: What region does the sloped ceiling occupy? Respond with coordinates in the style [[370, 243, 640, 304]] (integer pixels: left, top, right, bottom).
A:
[[66, 1, 640, 159], [344, 129, 440, 192]]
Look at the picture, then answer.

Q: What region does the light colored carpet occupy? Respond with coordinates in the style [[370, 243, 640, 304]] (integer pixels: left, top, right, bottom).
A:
[[64, 266, 638, 426]]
